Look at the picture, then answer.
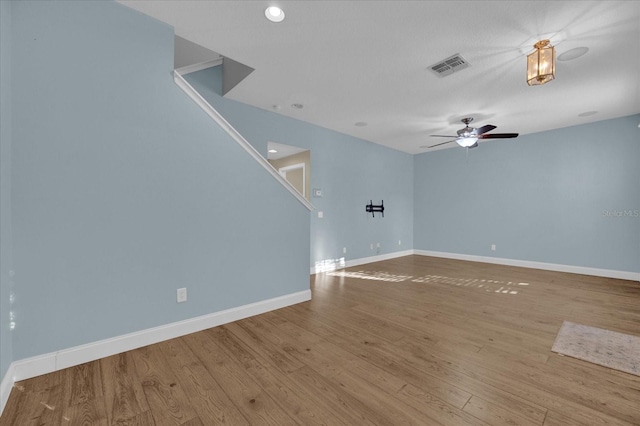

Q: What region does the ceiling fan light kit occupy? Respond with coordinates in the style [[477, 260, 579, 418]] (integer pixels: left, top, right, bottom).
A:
[[457, 137, 478, 148], [527, 39, 556, 86]]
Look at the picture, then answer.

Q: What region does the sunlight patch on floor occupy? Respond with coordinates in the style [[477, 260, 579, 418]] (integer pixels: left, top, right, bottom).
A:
[[327, 270, 413, 282], [321, 269, 529, 295], [411, 275, 528, 295]]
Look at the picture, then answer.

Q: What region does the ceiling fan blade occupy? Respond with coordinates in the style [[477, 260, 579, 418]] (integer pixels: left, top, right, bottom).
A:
[[478, 133, 519, 139], [430, 135, 457, 138], [475, 125, 496, 135], [424, 140, 455, 148]]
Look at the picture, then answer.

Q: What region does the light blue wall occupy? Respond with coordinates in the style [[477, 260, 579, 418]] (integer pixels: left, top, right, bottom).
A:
[[185, 68, 414, 268], [414, 115, 640, 273], [10, 0, 309, 360], [1, 0, 14, 380]]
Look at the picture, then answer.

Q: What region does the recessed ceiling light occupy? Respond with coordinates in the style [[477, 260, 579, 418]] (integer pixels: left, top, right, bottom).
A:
[[578, 111, 598, 117], [265, 6, 285, 23], [354, 122, 368, 127], [268, 149, 278, 153], [291, 103, 304, 109], [558, 47, 589, 61]]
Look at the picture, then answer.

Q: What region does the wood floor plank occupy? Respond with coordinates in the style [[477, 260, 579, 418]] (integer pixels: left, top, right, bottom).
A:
[[461, 346, 640, 423], [463, 395, 541, 426], [61, 398, 108, 426], [541, 408, 632, 426], [1, 387, 53, 426], [396, 383, 489, 426], [9, 369, 65, 394], [64, 361, 104, 408], [393, 328, 637, 425], [327, 368, 440, 425], [110, 410, 156, 426], [183, 330, 298, 425], [350, 341, 471, 406], [288, 366, 396, 425], [31, 384, 66, 425], [350, 302, 487, 355], [0, 387, 23, 426], [224, 318, 305, 374], [2, 255, 639, 425], [322, 327, 475, 410], [130, 343, 200, 426], [100, 352, 150, 424], [396, 339, 549, 424], [214, 325, 358, 425], [155, 337, 250, 425], [244, 314, 358, 379]]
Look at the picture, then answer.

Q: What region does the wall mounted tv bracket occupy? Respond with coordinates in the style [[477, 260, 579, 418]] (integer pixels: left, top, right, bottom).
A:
[[366, 200, 384, 217]]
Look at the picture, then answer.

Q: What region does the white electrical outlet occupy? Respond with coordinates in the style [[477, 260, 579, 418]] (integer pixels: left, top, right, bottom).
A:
[[398, 240, 401, 245], [317, 211, 323, 219], [491, 244, 496, 251], [343, 247, 347, 254], [177, 288, 187, 303], [370, 243, 374, 250], [376, 242, 381, 248]]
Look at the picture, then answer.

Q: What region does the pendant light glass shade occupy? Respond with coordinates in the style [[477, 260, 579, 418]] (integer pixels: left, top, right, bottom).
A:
[[527, 40, 555, 86]]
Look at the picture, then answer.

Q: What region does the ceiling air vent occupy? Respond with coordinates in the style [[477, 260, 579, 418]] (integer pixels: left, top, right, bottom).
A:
[[428, 54, 470, 77]]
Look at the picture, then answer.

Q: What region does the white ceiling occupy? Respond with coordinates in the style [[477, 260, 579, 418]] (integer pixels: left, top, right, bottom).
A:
[[119, 1, 640, 154]]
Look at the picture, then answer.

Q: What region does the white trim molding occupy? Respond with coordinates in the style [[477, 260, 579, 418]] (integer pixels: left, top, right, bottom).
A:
[[414, 250, 640, 282], [0, 290, 310, 415], [174, 57, 224, 76], [311, 249, 639, 282], [173, 70, 313, 212], [345, 250, 414, 270], [311, 250, 414, 275], [278, 162, 306, 198], [0, 364, 15, 417]]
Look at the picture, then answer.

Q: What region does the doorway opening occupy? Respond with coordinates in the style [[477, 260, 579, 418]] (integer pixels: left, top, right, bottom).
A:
[[267, 142, 310, 200]]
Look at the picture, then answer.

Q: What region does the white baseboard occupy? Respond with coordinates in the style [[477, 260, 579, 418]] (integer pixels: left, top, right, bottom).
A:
[[344, 250, 414, 269], [0, 363, 15, 417], [311, 249, 639, 282], [0, 289, 310, 415], [311, 250, 414, 274], [414, 250, 640, 282]]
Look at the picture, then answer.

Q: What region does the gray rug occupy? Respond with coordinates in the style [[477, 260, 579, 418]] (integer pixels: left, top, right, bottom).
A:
[[551, 321, 640, 376]]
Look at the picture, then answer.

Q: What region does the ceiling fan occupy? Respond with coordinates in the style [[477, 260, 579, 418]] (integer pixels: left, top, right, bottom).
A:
[[424, 117, 518, 149]]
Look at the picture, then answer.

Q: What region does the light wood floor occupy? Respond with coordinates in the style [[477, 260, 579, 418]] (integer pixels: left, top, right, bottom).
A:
[[2, 255, 640, 425]]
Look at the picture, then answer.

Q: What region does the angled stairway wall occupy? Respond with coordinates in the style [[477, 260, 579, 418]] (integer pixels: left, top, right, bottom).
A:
[[2, 0, 311, 404]]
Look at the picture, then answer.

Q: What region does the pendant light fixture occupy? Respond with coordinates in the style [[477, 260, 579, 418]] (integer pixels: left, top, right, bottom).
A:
[[527, 39, 555, 86]]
